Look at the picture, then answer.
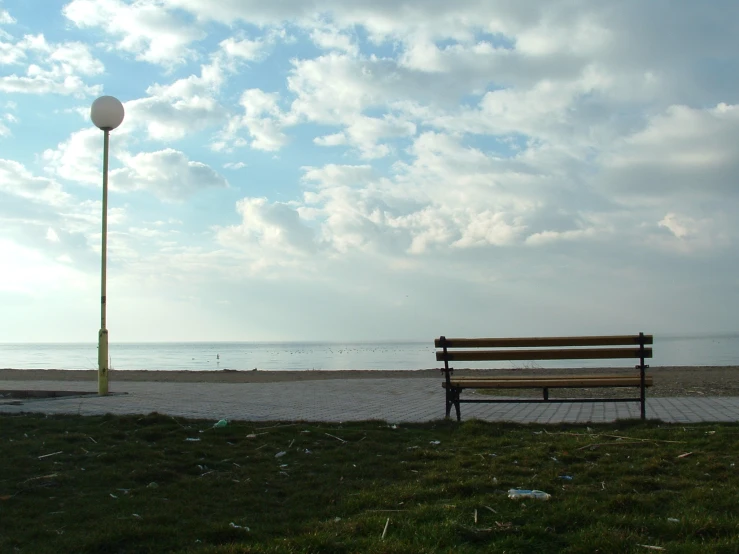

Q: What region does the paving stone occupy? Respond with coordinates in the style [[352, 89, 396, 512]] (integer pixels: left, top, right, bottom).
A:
[[1, 378, 738, 424]]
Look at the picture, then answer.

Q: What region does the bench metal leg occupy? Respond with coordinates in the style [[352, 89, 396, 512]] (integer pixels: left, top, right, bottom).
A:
[[445, 388, 461, 421], [543, 387, 549, 401]]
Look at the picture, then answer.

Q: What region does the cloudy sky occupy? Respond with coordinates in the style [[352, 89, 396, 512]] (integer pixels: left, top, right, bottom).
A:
[[1, 0, 738, 343]]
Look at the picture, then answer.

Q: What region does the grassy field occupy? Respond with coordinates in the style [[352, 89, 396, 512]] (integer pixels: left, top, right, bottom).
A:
[[1, 413, 738, 553]]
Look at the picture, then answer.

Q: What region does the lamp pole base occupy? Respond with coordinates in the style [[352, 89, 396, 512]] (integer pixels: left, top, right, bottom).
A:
[[98, 329, 109, 396]]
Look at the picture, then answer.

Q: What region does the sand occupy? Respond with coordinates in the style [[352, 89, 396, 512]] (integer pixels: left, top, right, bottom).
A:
[[1, 366, 738, 396]]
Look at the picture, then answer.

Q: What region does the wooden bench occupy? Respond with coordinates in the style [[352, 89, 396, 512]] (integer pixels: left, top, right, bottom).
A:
[[436, 333, 653, 421]]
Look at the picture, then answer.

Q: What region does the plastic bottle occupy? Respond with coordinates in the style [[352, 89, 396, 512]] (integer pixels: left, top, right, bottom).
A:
[[507, 489, 551, 500], [213, 419, 228, 428]]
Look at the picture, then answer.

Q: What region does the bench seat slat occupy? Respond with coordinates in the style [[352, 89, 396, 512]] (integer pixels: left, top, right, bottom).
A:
[[435, 335, 653, 348], [445, 377, 654, 389], [436, 347, 652, 362]]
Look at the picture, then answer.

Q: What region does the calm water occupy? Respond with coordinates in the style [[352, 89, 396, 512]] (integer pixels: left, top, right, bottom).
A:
[[0, 334, 738, 371]]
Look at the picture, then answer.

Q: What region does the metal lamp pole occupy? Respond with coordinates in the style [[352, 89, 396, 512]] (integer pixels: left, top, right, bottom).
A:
[[90, 96, 125, 396]]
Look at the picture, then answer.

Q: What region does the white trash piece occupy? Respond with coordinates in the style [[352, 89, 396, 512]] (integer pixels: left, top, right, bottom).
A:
[[507, 489, 551, 501]]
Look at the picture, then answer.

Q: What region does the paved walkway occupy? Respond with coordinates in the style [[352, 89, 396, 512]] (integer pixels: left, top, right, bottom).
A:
[[2, 378, 739, 424]]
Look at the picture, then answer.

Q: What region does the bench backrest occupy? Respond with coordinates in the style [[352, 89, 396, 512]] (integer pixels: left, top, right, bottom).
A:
[[435, 334, 653, 366]]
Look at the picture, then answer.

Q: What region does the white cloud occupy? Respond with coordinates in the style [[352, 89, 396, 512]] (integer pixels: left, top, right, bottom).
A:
[[0, 34, 103, 96], [48, 41, 105, 75], [658, 213, 690, 240], [347, 115, 415, 159], [123, 58, 228, 140], [219, 36, 265, 61], [63, 0, 205, 66], [314, 114, 416, 158], [111, 148, 229, 201], [601, 103, 739, 199], [0, 158, 133, 277], [158, 0, 530, 37], [127, 92, 226, 142], [654, 212, 731, 254], [43, 128, 228, 202], [452, 210, 526, 248], [309, 25, 358, 55], [0, 8, 15, 25], [286, 53, 395, 125], [0, 74, 100, 96], [42, 127, 109, 185], [223, 162, 247, 170], [215, 89, 289, 152], [121, 26, 295, 145], [46, 227, 60, 242], [0, 159, 71, 206], [214, 197, 320, 272], [159, 0, 316, 25], [313, 133, 346, 147]]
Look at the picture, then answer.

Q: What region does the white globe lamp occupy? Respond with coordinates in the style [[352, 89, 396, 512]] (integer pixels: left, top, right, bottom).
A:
[[91, 96, 125, 131]]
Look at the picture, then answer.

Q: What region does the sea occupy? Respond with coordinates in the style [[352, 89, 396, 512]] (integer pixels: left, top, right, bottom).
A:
[[0, 334, 738, 371]]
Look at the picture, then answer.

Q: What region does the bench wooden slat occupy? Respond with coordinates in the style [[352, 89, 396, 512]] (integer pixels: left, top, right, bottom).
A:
[[446, 377, 654, 388], [436, 347, 652, 362], [434, 335, 653, 348]]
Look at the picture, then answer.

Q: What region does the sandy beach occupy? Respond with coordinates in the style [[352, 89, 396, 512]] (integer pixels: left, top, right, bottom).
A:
[[1, 366, 738, 397]]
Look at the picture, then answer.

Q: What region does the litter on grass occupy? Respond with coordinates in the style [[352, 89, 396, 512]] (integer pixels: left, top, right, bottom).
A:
[[185, 438, 200, 442], [214, 419, 228, 428], [275, 451, 286, 458], [229, 522, 250, 531], [38, 451, 63, 459], [325, 433, 347, 443], [382, 518, 390, 539], [508, 489, 551, 501]]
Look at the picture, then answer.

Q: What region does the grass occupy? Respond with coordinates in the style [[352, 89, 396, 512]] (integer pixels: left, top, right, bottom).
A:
[[1, 414, 739, 553]]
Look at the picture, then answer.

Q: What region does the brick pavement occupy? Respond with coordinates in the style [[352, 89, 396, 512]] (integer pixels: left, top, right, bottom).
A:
[[1, 378, 739, 424]]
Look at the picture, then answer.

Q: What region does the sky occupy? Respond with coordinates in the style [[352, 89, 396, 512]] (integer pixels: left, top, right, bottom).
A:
[[0, 0, 738, 343]]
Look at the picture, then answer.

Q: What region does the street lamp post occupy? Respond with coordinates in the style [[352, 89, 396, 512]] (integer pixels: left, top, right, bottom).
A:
[[90, 96, 125, 396]]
